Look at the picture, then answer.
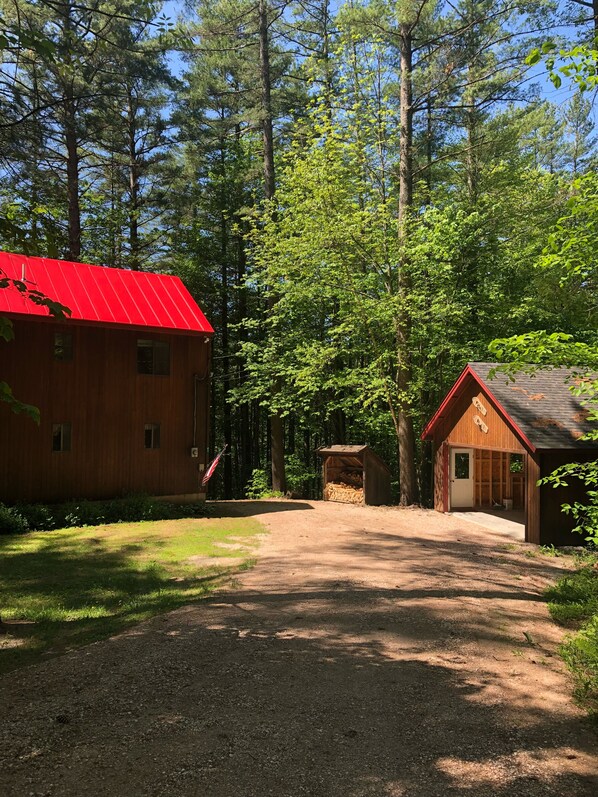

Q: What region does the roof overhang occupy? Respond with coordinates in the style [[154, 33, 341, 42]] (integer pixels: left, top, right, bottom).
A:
[[421, 364, 537, 453], [4, 312, 214, 337], [0, 251, 214, 335]]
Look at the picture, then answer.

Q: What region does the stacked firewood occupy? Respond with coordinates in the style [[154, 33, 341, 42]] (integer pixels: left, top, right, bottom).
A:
[[324, 470, 364, 504], [337, 470, 363, 487]]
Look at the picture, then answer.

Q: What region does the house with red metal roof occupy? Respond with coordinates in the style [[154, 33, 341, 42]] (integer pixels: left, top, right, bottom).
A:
[[422, 363, 598, 545], [0, 251, 214, 503]]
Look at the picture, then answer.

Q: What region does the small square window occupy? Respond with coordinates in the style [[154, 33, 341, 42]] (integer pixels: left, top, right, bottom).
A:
[[54, 332, 73, 361], [144, 423, 160, 449], [137, 340, 170, 375], [52, 422, 72, 452], [454, 452, 470, 479]]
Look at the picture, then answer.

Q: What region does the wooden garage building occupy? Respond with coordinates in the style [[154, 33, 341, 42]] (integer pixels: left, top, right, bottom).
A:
[[318, 445, 391, 506], [422, 363, 598, 545], [0, 251, 214, 503]]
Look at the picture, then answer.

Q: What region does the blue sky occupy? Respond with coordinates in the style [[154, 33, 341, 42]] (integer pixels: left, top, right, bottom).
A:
[[158, 0, 594, 116]]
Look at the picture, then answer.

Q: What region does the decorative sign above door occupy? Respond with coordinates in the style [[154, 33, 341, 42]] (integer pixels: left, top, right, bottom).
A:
[[472, 397, 487, 416], [473, 414, 489, 433]]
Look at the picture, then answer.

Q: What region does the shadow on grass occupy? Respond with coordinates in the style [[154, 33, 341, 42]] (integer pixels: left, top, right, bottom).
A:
[[0, 538, 245, 675]]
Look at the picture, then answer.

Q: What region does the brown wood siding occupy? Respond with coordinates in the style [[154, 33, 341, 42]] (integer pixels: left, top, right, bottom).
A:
[[538, 450, 598, 546], [525, 453, 541, 544], [0, 318, 211, 503], [434, 385, 526, 453], [363, 451, 391, 506]]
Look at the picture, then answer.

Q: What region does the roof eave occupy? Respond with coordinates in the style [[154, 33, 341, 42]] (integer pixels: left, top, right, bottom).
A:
[[4, 311, 215, 337]]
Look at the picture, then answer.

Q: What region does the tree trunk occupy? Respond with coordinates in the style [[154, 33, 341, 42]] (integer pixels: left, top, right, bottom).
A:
[[259, 0, 276, 201], [62, 5, 81, 260], [259, 0, 286, 493], [397, 22, 419, 506], [220, 144, 232, 498], [127, 89, 140, 271], [65, 106, 81, 260]]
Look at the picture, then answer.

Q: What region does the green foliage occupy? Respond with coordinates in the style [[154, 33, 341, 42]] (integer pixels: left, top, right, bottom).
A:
[[490, 165, 598, 544], [245, 454, 317, 498], [547, 565, 598, 624], [285, 454, 318, 495], [539, 543, 561, 557], [547, 562, 598, 716], [0, 514, 263, 673], [245, 468, 283, 500], [561, 616, 598, 717], [527, 43, 598, 93], [0, 380, 39, 422], [3, 495, 208, 535], [0, 503, 29, 534]]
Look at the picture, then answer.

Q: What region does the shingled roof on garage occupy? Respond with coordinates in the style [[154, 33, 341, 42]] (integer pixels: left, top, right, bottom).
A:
[[423, 362, 598, 451]]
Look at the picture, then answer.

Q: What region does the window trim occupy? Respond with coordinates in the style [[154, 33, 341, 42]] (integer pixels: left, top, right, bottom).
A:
[[52, 422, 72, 452], [144, 423, 161, 450], [137, 339, 170, 376], [53, 331, 73, 362]]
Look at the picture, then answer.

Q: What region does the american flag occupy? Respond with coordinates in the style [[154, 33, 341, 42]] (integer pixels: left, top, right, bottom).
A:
[[201, 445, 228, 486]]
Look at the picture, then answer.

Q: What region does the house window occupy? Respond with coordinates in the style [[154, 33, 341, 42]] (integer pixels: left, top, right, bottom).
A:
[[52, 423, 72, 452], [144, 423, 160, 449], [137, 339, 170, 375], [54, 332, 73, 361], [454, 452, 470, 479]]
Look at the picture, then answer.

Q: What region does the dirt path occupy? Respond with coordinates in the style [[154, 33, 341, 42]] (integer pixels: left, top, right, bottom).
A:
[[1, 500, 597, 796]]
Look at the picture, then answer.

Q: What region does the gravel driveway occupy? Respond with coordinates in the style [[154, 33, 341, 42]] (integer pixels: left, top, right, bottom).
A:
[[1, 500, 597, 796]]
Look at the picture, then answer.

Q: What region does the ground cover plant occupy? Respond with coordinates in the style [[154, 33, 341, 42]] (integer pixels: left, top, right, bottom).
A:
[[0, 515, 263, 674], [545, 551, 598, 717], [0, 495, 209, 534]]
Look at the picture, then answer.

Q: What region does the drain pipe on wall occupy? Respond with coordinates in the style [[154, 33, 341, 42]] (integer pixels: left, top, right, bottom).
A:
[[192, 338, 212, 473]]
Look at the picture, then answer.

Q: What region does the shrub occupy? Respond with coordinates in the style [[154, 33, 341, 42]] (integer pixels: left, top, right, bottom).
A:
[[16, 503, 57, 531], [245, 468, 283, 500], [245, 456, 318, 499], [0, 495, 208, 534], [546, 566, 598, 625], [285, 454, 317, 496], [547, 562, 598, 717], [0, 503, 29, 534], [561, 616, 598, 717]]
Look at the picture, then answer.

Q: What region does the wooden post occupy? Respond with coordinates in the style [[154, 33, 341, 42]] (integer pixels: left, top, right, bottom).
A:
[[525, 453, 541, 544]]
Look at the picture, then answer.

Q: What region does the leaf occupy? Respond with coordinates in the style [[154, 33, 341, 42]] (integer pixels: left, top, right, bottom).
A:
[[0, 381, 40, 423], [526, 49, 541, 66], [0, 317, 14, 342]]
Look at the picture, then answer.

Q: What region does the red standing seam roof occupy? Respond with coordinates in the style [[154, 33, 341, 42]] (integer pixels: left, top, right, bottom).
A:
[[0, 251, 214, 335]]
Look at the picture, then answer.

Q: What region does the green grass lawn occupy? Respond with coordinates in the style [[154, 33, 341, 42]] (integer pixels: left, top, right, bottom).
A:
[[545, 551, 598, 718], [0, 516, 264, 674]]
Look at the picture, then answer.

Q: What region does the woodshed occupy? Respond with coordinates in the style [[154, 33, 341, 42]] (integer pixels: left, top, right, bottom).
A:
[[318, 445, 391, 506]]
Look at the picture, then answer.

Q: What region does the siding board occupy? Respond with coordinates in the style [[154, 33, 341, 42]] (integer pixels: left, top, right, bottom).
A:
[[440, 387, 526, 453], [0, 318, 210, 502]]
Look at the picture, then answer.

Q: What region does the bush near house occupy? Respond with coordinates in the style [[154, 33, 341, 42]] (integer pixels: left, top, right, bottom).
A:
[[546, 555, 598, 718], [0, 495, 208, 535]]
